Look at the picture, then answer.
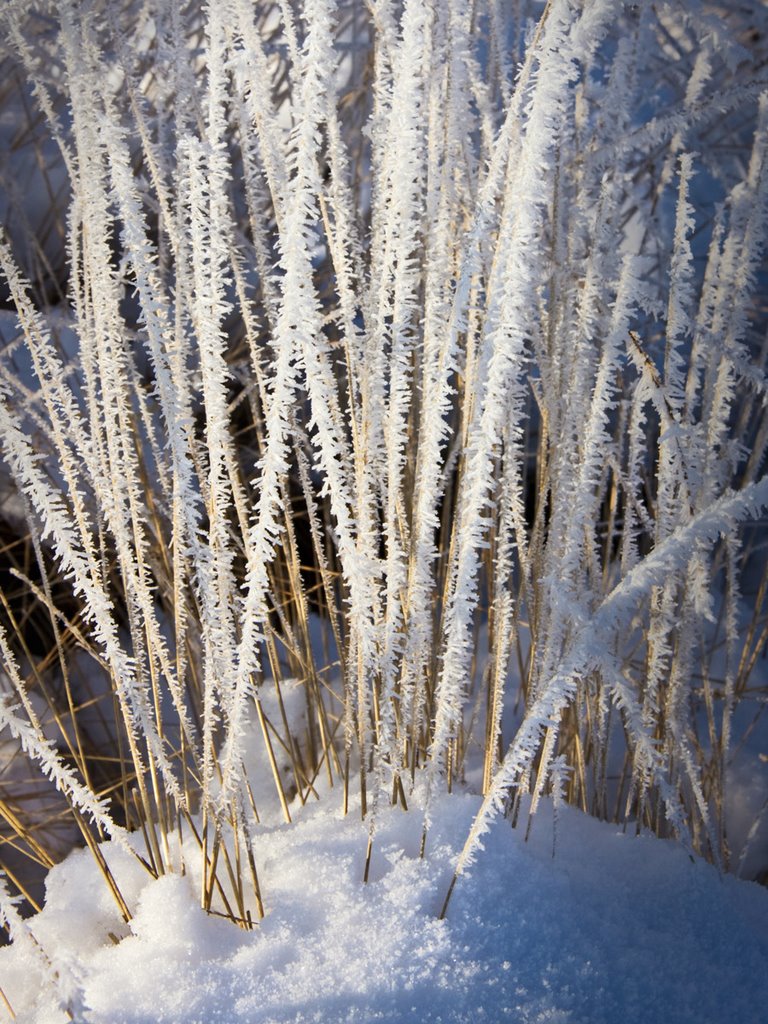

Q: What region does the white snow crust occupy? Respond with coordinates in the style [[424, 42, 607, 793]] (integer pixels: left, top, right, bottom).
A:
[[2, 791, 767, 1024]]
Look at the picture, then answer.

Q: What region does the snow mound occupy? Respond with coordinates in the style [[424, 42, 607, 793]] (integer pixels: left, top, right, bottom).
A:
[[2, 794, 767, 1023]]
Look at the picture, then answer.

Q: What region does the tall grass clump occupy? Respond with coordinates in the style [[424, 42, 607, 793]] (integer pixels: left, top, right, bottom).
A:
[[1, 0, 767, 968]]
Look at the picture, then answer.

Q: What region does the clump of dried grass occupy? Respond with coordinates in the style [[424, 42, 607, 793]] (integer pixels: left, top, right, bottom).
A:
[[0, 0, 767, 976]]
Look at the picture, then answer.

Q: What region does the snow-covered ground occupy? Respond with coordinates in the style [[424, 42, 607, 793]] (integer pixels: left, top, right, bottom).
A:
[[2, 789, 767, 1024]]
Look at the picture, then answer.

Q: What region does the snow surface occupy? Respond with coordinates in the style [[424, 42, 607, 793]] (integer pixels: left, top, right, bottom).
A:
[[2, 791, 767, 1024]]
